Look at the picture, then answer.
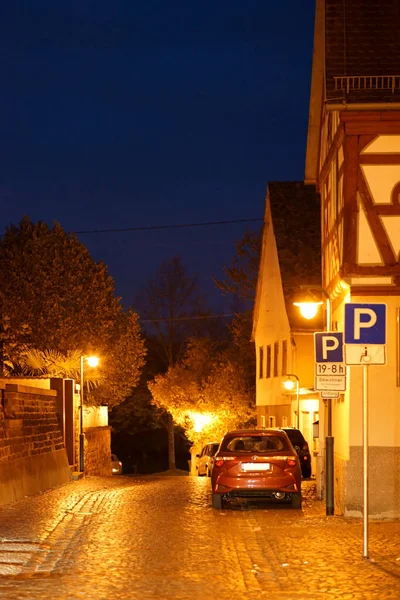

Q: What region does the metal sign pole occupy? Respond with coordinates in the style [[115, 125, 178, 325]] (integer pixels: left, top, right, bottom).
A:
[[362, 360, 368, 559]]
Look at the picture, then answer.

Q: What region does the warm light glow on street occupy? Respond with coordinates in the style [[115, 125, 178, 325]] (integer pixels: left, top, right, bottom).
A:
[[87, 356, 99, 367], [293, 301, 322, 320]]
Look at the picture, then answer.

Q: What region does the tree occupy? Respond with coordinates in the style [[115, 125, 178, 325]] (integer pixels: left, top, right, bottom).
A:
[[134, 255, 214, 470], [214, 230, 261, 301], [149, 338, 256, 450], [214, 229, 262, 395], [0, 217, 146, 408]]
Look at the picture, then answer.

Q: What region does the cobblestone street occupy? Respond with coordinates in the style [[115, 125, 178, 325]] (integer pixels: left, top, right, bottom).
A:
[[0, 475, 399, 600]]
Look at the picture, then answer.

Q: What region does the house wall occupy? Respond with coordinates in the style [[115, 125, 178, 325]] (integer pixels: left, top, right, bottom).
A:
[[319, 122, 400, 516], [255, 201, 293, 415], [0, 382, 71, 505]]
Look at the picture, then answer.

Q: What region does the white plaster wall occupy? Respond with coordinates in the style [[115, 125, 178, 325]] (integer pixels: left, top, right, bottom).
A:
[[255, 201, 293, 410]]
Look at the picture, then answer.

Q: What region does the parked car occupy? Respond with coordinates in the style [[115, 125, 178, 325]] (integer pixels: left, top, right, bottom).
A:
[[280, 428, 312, 479], [111, 454, 122, 475], [196, 442, 220, 477], [211, 429, 302, 509]]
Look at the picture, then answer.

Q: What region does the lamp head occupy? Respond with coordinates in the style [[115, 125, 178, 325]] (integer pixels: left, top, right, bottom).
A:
[[283, 380, 295, 391], [293, 300, 323, 320], [86, 356, 99, 368]]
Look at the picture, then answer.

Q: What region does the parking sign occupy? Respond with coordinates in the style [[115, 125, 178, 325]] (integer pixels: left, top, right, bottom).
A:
[[314, 332, 346, 391], [344, 303, 386, 365]]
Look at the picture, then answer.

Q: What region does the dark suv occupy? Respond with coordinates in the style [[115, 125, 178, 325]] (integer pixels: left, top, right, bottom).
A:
[[280, 428, 312, 479]]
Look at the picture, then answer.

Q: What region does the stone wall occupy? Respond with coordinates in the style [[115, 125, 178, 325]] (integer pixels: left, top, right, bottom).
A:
[[0, 382, 71, 505], [84, 426, 112, 476], [72, 396, 112, 476]]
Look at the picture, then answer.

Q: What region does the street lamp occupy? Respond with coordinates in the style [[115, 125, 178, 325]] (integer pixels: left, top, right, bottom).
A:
[[79, 354, 99, 473], [293, 285, 334, 516], [283, 374, 300, 428]]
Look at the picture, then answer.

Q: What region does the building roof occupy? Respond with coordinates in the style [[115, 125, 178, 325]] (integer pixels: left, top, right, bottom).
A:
[[325, 0, 400, 104], [268, 182, 322, 330]]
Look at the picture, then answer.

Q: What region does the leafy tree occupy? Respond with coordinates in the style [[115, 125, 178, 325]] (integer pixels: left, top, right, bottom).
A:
[[149, 338, 256, 450], [214, 229, 261, 395], [214, 230, 261, 301], [134, 255, 216, 470], [0, 217, 146, 407]]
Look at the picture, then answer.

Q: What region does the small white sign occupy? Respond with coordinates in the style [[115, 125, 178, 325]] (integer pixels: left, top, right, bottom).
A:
[[315, 375, 346, 391], [320, 391, 340, 399], [344, 344, 386, 365]]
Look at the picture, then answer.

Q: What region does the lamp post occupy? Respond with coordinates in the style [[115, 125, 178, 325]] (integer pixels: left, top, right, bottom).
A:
[[283, 374, 300, 428], [293, 285, 334, 516], [79, 354, 99, 473]]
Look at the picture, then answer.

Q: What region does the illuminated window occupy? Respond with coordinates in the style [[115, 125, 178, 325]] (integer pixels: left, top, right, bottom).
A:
[[260, 415, 266, 428], [259, 346, 264, 379], [282, 340, 287, 376], [282, 416, 288, 427], [266, 345, 271, 378], [273, 342, 279, 377]]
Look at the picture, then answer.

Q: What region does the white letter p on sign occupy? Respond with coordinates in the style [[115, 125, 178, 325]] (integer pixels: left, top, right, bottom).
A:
[[354, 308, 377, 340], [322, 336, 339, 359]]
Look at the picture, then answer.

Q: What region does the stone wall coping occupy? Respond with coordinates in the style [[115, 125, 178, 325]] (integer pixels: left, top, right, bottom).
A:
[[83, 425, 112, 432], [4, 384, 57, 397]]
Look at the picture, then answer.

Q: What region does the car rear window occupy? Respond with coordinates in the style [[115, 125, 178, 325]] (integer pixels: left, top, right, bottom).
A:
[[282, 430, 304, 446], [221, 435, 290, 453], [210, 443, 219, 455]]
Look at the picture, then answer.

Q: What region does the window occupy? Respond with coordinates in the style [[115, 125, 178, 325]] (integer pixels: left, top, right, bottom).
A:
[[282, 416, 288, 427], [273, 342, 279, 377], [259, 346, 264, 379], [266, 345, 271, 378], [268, 416, 276, 427], [260, 415, 266, 428], [282, 340, 287, 376]]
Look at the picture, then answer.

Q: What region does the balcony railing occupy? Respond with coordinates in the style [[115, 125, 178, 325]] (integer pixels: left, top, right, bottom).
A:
[[333, 75, 400, 94]]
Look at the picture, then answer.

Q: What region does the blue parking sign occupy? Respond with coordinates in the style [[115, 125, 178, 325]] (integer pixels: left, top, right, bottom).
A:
[[344, 303, 386, 345], [314, 332, 343, 363]]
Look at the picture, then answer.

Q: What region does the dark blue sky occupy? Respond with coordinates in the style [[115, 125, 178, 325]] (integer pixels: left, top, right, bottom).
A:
[[1, 1, 315, 310]]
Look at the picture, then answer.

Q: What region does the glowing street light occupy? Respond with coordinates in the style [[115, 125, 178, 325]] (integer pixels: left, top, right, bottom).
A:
[[79, 354, 99, 473], [283, 374, 300, 428]]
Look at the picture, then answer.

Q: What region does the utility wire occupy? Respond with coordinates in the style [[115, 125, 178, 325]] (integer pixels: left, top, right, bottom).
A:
[[71, 217, 263, 235], [140, 313, 236, 323]]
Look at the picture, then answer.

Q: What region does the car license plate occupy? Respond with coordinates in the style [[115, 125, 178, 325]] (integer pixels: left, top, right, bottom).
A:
[[241, 463, 270, 472]]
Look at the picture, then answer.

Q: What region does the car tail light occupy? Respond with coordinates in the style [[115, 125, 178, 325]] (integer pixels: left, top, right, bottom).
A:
[[119, 462, 122, 466], [287, 458, 297, 467], [303, 442, 309, 451], [303, 455, 308, 461], [214, 456, 236, 467]]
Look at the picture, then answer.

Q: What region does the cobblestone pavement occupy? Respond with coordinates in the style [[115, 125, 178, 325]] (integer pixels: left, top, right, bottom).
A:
[[0, 475, 399, 600]]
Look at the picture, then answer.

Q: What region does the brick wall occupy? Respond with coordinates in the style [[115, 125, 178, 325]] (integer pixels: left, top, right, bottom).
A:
[[0, 382, 71, 505], [84, 426, 112, 476]]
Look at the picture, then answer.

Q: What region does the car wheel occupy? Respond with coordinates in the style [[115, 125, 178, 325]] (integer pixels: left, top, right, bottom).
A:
[[212, 493, 223, 509], [302, 466, 312, 479], [291, 493, 302, 509]]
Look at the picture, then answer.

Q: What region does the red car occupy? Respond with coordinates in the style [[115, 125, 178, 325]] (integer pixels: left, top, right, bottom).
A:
[[211, 429, 302, 509]]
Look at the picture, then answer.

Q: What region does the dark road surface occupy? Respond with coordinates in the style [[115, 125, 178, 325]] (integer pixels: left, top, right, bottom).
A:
[[0, 474, 399, 600]]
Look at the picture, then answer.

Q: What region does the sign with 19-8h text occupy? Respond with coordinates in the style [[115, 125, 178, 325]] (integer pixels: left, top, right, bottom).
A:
[[314, 332, 346, 392]]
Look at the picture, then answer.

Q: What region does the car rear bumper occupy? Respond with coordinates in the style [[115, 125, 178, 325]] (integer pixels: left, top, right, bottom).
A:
[[213, 472, 300, 495]]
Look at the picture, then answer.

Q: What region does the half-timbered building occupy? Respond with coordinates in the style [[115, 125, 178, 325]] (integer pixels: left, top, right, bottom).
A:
[[305, 0, 400, 515]]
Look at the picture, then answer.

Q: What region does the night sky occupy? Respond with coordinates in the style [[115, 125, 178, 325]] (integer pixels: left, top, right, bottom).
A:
[[1, 1, 315, 311]]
